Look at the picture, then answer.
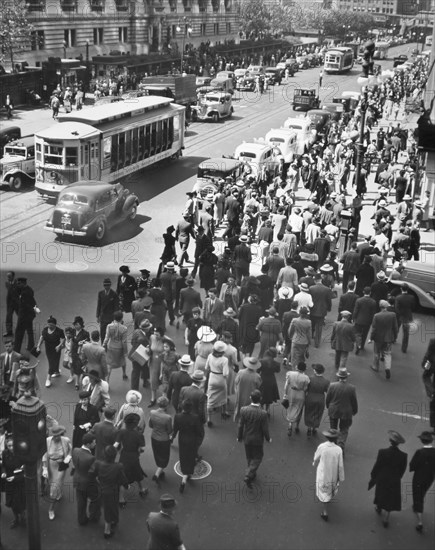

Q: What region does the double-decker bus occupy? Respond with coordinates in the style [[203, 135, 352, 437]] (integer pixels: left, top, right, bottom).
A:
[[35, 96, 185, 198], [324, 47, 354, 74]]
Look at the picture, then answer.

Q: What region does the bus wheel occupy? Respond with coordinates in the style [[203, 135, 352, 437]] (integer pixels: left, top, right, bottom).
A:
[[94, 220, 106, 242], [10, 175, 23, 190], [128, 205, 137, 220], [212, 113, 219, 123]]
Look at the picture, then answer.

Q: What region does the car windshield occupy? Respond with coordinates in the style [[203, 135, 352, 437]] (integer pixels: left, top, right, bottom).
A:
[[4, 146, 26, 157], [287, 124, 303, 130], [268, 137, 285, 143], [205, 96, 220, 103], [308, 114, 322, 122], [238, 152, 256, 159], [59, 193, 89, 205]]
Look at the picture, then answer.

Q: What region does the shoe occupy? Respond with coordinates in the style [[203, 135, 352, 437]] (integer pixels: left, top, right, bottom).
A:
[[147, 400, 156, 408], [295, 427, 300, 434], [207, 421, 213, 427], [355, 347, 360, 355], [122, 374, 128, 381], [152, 474, 160, 485], [51, 372, 60, 378], [158, 471, 165, 480], [415, 524, 423, 532], [66, 377, 73, 383], [179, 481, 186, 494], [320, 512, 328, 521], [386, 370, 391, 380], [48, 510, 55, 520], [370, 365, 379, 373], [119, 501, 127, 509], [104, 533, 113, 539], [287, 426, 292, 437], [45, 379, 52, 388], [176, 321, 180, 329], [139, 488, 149, 499]]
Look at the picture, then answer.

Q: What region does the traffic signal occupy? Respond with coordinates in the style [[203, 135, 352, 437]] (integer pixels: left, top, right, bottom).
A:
[[362, 40, 375, 78], [12, 396, 47, 463]]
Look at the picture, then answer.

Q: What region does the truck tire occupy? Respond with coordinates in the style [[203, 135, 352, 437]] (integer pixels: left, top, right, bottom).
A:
[[94, 220, 107, 243], [10, 175, 23, 191], [212, 113, 219, 123]]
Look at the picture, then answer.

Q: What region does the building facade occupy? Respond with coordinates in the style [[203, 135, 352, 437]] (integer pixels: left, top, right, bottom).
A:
[[19, 0, 240, 68]]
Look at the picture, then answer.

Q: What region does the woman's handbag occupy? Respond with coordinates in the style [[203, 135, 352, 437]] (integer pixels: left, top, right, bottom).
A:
[[281, 397, 289, 409], [58, 460, 69, 472]]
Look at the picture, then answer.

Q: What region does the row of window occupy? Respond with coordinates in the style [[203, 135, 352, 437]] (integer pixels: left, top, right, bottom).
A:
[[110, 118, 175, 173]]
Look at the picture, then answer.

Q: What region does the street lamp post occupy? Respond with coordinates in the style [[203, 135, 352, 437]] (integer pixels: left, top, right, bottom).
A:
[[86, 39, 89, 62], [176, 17, 193, 73]]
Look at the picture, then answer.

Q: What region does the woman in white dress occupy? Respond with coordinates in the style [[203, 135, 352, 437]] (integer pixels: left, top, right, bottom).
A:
[[313, 428, 345, 521], [284, 362, 310, 437], [205, 341, 230, 426], [42, 426, 72, 521], [103, 310, 128, 382]]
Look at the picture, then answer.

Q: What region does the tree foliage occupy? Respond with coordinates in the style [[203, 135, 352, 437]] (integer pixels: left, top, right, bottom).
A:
[[0, 1, 34, 68]]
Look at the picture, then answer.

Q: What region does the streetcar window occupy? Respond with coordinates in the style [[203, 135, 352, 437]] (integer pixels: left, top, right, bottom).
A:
[[111, 134, 118, 173], [125, 130, 132, 165], [156, 120, 162, 154], [118, 133, 125, 168], [138, 126, 145, 160], [132, 127, 138, 163], [162, 119, 168, 151], [4, 146, 26, 157], [44, 144, 63, 165], [36, 142, 42, 162], [238, 152, 256, 158], [66, 147, 78, 166], [150, 122, 157, 155], [168, 117, 174, 148], [145, 124, 151, 158]]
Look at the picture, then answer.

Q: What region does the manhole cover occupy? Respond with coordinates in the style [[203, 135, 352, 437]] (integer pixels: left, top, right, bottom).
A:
[[55, 261, 89, 272], [174, 460, 212, 480]]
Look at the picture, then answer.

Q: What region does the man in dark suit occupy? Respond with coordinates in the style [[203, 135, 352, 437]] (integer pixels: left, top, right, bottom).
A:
[[4, 271, 18, 337], [90, 406, 118, 460], [81, 330, 108, 380], [71, 433, 101, 525], [133, 299, 157, 330], [326, 368, 358, 449], [331, 311, 356, 370], [370, 271, 389, 309], [0, 339, 21, 387], [355, 255, 376, 296], [178, 277, 202, 323], [202, 288, 224, 332], [369, 430, 408, 528], [129, 319, 151, 390], [117, 266, 137, 316], [369, 300, 399, 379], [179, 371, 207, 424], [353, 287, 377, 354], [222, 190, 241, 239], [394, 283, 415, 353], [337, 281, 358, 320], [237, 389, 271, 488], [13, 277, 38, 353], [160, 262, 178, 326], [147, 494, 186, 550], [233, 235, 252, 284], [309, 274, 332, 348], [167, 355, 193, 411], [96, 278, 119, 342]]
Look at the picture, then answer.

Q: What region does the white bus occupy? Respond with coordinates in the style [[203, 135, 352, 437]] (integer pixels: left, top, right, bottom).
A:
[[35, 96, 185, 198], [324, 47, 354, 74]]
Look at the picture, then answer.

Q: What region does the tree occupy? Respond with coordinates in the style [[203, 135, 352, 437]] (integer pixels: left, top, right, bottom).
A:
[[0, 1, 34, 70], [238, 0, 271, 39]]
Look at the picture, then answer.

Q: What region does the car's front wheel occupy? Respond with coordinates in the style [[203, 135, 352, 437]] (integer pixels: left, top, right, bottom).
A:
[[94, 219, 107, 242], [129, 204, 137, 220], [10, 175, 23, 191]]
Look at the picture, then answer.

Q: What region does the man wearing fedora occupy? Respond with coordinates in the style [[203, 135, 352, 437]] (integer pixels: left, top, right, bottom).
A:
[[146, 494, 186, 550], [310, 273, 332, 348], [238, 295, 263, 357], [203, 288, 225, 333], [331, 311, 355, 370], [179, 277, 202, 324], [288, 306, 312, 369], [234, 358, 262, 421], [81, 331, 108, 381], [116, 266, 136, 317], [325, 368, 358, 450], [370, 271, 389, 309], [133, 298, 157, 330], [90, 406, 118, 461], [129, 319, 152, 390], [179, 370, 207, 428], [276, 257, 299, 293], [167, 356, 193, 412], [96, 278, 119, 343], [160, 262, 178, 326], [132, 288, 150, 318], [394, 283, 415, 354], [293, 283, 314, 313], [13, 277, 38, 353], [369, 300, 398, 379], [409, 431, 435, 532], [368, 430, 407, 528], [233, 235, 252, 285], [353, 287, 377, 354], [175, 212, 195, 267], [184, 307, 204, 361], [340, 242, 360, 294], [237, 389, 271, 488]]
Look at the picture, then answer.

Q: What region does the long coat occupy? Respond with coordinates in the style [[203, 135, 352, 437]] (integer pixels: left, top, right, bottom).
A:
[[370, 446, 407, 511], [238, 302, 262, 347], [331, 320, 355, 352], [116, 274, 136, 313], [233, 368, 262, 420]]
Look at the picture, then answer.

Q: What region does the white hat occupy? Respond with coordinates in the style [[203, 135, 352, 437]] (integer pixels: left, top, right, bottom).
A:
[[278, 286, 294, 299], [197, 325, 216, 342], [126, 390, 142, 404]]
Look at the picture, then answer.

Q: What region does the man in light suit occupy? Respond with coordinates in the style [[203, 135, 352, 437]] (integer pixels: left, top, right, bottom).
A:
[[325, 368, 358, 450], [84, 370, 110, 413], [369, 299, 399, 379], [96, 278, 119, 342], [80, 330, 107, 380], [90, 406, 117, 460], [237, 389, 271, 488], [309, 274, 332, 347], [71, 432, 101, 525], [331, 310, 356, 370], [202, 288, 224, 332]]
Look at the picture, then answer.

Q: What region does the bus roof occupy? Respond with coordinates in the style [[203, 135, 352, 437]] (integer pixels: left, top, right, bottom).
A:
[[36, 122, 101, 140], [57, 96, 173, 127]]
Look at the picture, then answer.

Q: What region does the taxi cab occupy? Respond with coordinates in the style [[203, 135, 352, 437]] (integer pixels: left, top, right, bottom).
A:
[[281, 117, 317, 154], [193, 157, 244, 197], [264, 129, 298, 163], [233, 142, 280, 179]]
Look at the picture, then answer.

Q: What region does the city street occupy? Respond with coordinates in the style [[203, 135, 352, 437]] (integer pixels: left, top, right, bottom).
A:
[[1, 44, 434, 550]]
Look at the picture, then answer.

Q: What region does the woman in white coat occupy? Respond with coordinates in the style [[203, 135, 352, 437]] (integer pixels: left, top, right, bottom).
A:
[[313, 428, 345, 521]]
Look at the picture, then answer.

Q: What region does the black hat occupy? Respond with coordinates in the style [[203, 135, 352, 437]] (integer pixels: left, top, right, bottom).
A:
[[73, 316, 84, 327], [17, 277, 27, 283], [82, 432, 96, 445], [139, 269, 150, 276], [160, 494, 177, 509], [79, 390, 91, 399], [88, 369, 101, 380], [103, 278, 112, 285], [124, 413, 140, 425], [119, 265, 130, 273], [47, 316, 57, 325]]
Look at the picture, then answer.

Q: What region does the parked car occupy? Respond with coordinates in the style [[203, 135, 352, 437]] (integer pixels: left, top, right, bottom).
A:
[[393, 55, 409, 67], [264, 67, 283, 85], [247, 65, 265, 77], [210, 77, 234, 94], [191, 92, 234, 122], [264, 128, 298, 164], [293, 88, 320, 111], [305, 109, 332, 136], [296, 56, 310, 70], [234, 68, 249, 79], [196, 76, 212, 88], [322, 102, 345, 121], [233, 142, 280, 179], [215, 71, 236, 86], [0, 136, 35, 190], [193, 157, 245, 197], [45, 181, 139, 243], [281, 117, 317, 155], [389, 260, 435, 311], [236, 75, 256, 91]]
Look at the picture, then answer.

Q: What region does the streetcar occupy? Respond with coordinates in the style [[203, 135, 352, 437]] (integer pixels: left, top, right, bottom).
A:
[[34, 96, 185, 198], [323, 47, 354, 74]]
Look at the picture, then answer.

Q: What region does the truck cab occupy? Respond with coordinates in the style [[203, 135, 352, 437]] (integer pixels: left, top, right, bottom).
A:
[[0, 136, 35, 190], [293, 88, 320, 111], [191, 92, 234, 122]]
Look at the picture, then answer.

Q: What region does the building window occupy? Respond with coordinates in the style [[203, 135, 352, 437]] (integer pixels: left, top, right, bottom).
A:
[[214, 23, 219, 35], [183, 0, 192, 12], [27, 0, 45, 11], [169, 0, 177, 11], [226, 22, 231, 34], [64, 29, 76, 47], [115, 0, 128, 11], [93, 28, 104, 45], [30, 30, 45, 50], [90, 0, 104, 11], [61, 0, 77, 12], [200, 23, 206, 36], [198, 0, 206, 11], [119, 27, 128, 42], [212, 0, 219, 12]]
